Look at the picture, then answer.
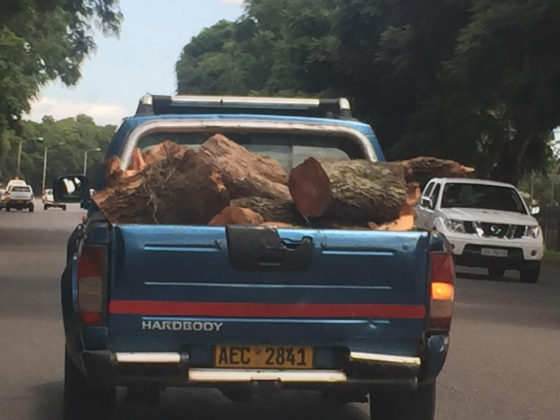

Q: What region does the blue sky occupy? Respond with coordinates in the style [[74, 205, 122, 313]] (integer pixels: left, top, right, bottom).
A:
[[26, 0, 244, 126]]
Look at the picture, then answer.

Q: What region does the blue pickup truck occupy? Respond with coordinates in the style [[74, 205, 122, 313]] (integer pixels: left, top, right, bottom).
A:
[[55, 95, 454, 420]]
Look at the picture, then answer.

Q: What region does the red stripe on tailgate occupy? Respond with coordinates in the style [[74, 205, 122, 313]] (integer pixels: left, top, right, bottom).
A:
[[109, 301, 425, 319]]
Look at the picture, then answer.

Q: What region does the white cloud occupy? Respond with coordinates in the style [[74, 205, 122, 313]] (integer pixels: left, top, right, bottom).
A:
[[26, 96, 128, 126], [220, 0, 244, 4]]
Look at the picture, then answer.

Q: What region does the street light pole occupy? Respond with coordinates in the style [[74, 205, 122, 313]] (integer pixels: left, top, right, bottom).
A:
[[16, 137, 43, 178], [16, 140, 23, 176], [41, 141, 64, 194], [83, 148, 102, 176]]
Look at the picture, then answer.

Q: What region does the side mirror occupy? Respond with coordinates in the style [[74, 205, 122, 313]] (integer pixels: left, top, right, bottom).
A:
[[421, 197, 433, 209], [53, 175, 90, 203], [530, 206, 540, 216]]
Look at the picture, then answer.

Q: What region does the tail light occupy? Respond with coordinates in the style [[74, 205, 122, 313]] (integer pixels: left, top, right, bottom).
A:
[[429, 252, 455, 331], [77, 246, 106, 325]]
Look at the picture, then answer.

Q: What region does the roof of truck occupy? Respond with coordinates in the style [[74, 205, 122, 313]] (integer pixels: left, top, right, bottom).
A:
[[107, 113, 385, 162]]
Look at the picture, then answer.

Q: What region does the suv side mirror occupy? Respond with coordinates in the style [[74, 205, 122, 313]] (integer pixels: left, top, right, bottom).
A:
[[53, 175, 90, 203], [421, 197, 433, 209], [530, 205, 540, 215]]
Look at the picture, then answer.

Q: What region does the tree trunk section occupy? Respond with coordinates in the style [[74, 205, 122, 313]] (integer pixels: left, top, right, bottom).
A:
[[198, 134, 290, 200], [93, 149, 230, 224], [396, 156, 474, 185], [231, 197, 306, 225], [289, 158, 408, 225]]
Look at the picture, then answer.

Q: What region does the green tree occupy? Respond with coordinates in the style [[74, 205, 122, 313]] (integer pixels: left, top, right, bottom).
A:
[[0, 0, 122, 153], [0, 116, 115, 192], [175, 0, 560, 185], [439, 0, 560, 184]]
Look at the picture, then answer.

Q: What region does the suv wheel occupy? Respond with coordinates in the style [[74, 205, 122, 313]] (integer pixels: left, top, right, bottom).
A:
[[520, 262, 540, 284], [370, 381, 435, 420], [63, 350, 115, 420], [488, 267, 505, 277]]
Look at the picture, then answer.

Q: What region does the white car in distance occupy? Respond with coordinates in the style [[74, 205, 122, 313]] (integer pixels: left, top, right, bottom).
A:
[[416, 178, 543, 283]]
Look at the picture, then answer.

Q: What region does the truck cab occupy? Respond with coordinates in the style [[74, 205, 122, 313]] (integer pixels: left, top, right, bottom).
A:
[[56, 95, 454, 420]]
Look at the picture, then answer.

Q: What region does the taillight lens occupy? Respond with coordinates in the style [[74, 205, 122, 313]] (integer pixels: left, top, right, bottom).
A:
[[77, 246, 105, 325], [429, 252, 455, 331]]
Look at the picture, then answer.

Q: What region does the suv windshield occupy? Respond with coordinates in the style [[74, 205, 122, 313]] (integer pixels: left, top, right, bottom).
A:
[[441, 183, 527, 214]]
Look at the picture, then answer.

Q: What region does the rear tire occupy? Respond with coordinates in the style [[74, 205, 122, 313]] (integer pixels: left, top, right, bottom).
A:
[[6, 205, 10, 212], [44, 204, 48, 210], [63, 350, 115, 420], [488, 267, 505, 277], [62, 205, 67, 211], [29, 204, 34, 212], [520, 262, 540, 284], [370, 381, 435, 420]]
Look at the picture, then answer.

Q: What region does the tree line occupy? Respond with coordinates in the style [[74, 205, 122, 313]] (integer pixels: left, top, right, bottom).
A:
[[0, 0, 121, 192], [0, 116, 115, 193], [175, 0, 560, 186], [1, 0, 560, 199]]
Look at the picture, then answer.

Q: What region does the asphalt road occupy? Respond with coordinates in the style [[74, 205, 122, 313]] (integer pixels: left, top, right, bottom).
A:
[[1, 203, 559, 419]]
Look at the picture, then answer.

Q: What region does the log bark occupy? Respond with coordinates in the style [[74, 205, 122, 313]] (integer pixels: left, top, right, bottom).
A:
[[397, 156, 474, 185], [198, 134, 290, 200], [93, 149, 230, 224], [231, 196, 306, 225], [289, 158, 408, 225], [141, 140, 190, 166]]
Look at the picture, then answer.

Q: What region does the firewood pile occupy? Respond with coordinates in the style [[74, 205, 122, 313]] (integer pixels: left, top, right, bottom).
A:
[[92, 134, 473, 230]]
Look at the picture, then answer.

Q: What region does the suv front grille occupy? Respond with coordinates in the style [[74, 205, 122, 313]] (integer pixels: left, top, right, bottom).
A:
[[462, 222, 526, 239]]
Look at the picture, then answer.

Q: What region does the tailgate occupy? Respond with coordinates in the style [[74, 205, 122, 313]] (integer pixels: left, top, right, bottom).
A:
[[108, 225, 430, 358]]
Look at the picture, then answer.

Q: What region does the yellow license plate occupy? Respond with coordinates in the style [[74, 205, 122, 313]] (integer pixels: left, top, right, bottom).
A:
[[214, 345, 313, 369]]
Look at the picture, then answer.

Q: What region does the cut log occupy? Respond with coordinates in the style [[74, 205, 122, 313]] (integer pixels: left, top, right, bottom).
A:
[[142, 140, 190, 166], [198, 134, 290, 200], [208, 206, 264, 226], [93, 148, 230, 225], [231, 197, 306, 226], [289, 158, 408, 225], [397, 156, 474, 185], [130, 147, 147, 172]]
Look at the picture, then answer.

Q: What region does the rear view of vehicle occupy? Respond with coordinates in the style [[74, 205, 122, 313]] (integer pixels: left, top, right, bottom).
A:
[[42, 188, 66, 210], [57, 95, 454, 420], [5, 184, 34, 212]]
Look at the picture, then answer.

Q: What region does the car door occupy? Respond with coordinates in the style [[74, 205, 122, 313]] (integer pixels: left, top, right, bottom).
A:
[[424, 182, 442, 229], [416, 181, 435, 229], [417, 181, 441, 229]]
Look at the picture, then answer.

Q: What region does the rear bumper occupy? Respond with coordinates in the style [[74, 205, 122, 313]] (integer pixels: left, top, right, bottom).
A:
[[77, 335, 448, 391], [43, 201, 65, 208], [7, 200, 33, 209]]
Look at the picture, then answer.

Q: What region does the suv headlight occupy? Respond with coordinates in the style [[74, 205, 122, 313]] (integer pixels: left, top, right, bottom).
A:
[[525, 225, 540, 239], [444, 219, 466, 233]]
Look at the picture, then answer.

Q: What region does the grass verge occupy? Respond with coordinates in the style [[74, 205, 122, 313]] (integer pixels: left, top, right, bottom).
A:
[[543, 250, 560, 264]]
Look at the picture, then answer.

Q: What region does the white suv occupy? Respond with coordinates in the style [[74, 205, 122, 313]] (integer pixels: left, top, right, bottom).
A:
[[416, 178, 543, 283]]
